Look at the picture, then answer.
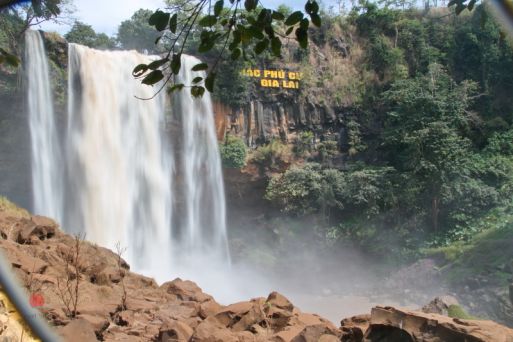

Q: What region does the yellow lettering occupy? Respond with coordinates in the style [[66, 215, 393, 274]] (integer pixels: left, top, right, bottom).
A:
[[272, 80, 280, 87]]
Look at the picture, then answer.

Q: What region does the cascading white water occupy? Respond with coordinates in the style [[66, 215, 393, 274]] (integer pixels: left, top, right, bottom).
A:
[[28, 41, 231, 292], [171, 55, 230, 268], [26, 30, 62, 220], [66, 44, 173, 272]]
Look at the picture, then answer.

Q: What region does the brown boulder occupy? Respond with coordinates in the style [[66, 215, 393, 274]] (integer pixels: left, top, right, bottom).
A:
[[192, 316, 239, 342], [340, 314, 370, 342], [291, 324, 340, 342], [160, 278, 213, 303], [366, 306, 513, 342], [57, 318, 98, 342], [157, 320, 194, 341]]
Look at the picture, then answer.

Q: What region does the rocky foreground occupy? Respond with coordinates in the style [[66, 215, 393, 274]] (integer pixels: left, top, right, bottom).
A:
[[1, 203, 513, 341]]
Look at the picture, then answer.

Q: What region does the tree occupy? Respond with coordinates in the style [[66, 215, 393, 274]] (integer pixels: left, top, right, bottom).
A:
[[220, 135, 247, 168], [132, 0, 323, 97], [65, 21, 115, 49], [117, 9, 160, 52], [0, 0, 73, 66], [382, 64, 479, 231]]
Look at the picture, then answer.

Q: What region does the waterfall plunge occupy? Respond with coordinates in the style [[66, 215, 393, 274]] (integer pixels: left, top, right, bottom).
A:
[[26, 30, 62, 220], [27, 39, 231, 298]]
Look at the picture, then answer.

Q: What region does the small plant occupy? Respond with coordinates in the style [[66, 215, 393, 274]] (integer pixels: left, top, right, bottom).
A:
[[447, 305, 477, 320], [56, 233, 86, 319], [293, 131, 314, 158], [251, 139, 290, 174], [220, 135, 247, 169], [115, 242, 128, 311], [317, 140, 339, 164]]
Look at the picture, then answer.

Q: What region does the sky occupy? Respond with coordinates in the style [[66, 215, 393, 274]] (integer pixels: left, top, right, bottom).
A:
[[38, 0, 341, 36]]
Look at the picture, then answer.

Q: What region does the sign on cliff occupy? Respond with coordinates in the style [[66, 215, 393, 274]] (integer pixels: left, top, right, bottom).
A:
[[241, 68, 302, 89]]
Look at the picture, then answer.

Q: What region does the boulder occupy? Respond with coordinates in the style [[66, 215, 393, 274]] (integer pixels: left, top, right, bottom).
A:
[[160, 278, 213, 303], [365, 306, 513, 342], [157, 320, 194, 342], [421, 295, 459, 316], [57, 318, 99, 342], [340, 314, 370, 342]]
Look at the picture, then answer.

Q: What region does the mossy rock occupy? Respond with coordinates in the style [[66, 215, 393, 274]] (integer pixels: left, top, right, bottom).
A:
[[447, 304, 478, 320]]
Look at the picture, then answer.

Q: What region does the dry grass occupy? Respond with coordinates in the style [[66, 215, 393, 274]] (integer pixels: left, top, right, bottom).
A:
[[0, 196, 30, 219]]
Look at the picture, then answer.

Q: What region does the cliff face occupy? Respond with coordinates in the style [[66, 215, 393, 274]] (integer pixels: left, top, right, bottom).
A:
[[214, 100, 343, 146]]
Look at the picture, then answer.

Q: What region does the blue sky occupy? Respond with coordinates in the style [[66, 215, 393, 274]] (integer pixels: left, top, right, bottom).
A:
[[39, 0, 341, 35]]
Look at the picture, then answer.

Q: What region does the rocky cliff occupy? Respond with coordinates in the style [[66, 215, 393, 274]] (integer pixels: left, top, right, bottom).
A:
[[214, 100, 343, 147], [1, 198, 513, 342]]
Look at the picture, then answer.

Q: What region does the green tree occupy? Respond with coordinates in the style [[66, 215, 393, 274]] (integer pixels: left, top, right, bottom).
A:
[[220, 135, 247, 168], [65, 21, 115, 49], [117, 9, 160, 52]]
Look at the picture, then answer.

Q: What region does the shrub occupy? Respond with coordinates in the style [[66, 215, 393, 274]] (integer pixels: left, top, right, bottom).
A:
[[220, 135, 247, 169], [293, 131, 314, 157], [317, 140, 339, 164], [251, 139, 290, 171]]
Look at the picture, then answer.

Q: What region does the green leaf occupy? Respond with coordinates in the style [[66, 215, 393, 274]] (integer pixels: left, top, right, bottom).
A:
[[271, 37, 282, 57], [169, 13, 178, 33], [467, 0, 477, 11], [305, 1, 319, 14], [191, 86, 206, 98], [272, 11, 285, 21], [132, 64, 149, 77], [147, 58, 169, 70], [300, 18, 309, 30], [142, 70, 164, 85], [311, 13, 321, 27], [214, 0, 224, 16], [168, 83, 185, 93], [199, 15, 217, 27], [205, 72, 216, 92], [199, 39, 216, 53], [231, 48, 242, 60], [455, 4, 466, 14], [192, 63, 209, 71], [192, 76, 203, 84], [286, 27, 294, 36], [295, 27, 308, 49], [171, 53, 182, 75], [248, 25, 264, 39], [148, 10, 170, 31], [244, 0, 257, 11], [254, 38, 269, 55], [285, 11, 304, 26]]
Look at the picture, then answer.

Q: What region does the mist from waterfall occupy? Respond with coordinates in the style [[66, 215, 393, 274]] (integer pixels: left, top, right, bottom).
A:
[[26, 30, 62, 220], [27, 40, 233, 299]]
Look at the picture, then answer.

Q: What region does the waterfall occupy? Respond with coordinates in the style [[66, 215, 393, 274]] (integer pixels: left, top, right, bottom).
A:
[[28, 40, 230, 293], [171, 56, 230, 268], [26, 30, 62, 220], [66, 44, 173, 272]]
